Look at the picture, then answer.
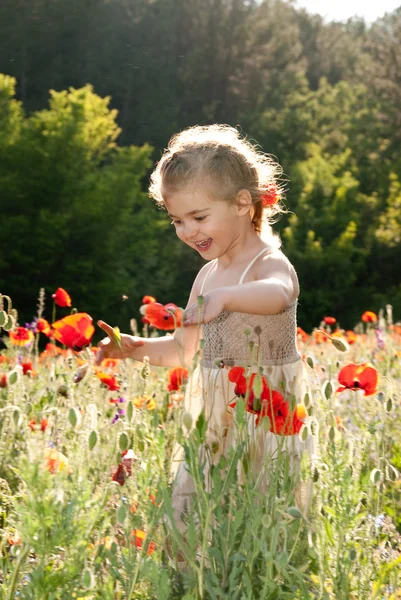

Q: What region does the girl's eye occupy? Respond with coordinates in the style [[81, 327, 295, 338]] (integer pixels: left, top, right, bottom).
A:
[[170, 220, 181, 226], [195, 216, 206, 221]]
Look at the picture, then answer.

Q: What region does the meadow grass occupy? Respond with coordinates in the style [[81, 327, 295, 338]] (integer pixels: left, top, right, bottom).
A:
[[0, 298, 400, 599]]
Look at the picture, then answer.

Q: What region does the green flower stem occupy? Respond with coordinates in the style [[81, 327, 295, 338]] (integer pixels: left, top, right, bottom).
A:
[[6, 544, 30, 600]]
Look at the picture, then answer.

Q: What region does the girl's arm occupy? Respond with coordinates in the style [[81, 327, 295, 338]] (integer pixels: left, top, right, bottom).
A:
[[222, 253, 298, 315], [183, 254, 297, 326], [96, 267, 209, 367]]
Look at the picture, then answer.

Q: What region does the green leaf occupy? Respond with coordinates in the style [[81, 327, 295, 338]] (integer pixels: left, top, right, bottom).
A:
[[9, 371, 17, 385], [324, 381, 333, 399], [196, 411, 206, 438], [13, 409, 20, 426], [183, 412, 193, 430], [82, 568, 95, 589], [328, 425, 335, 442], [89, 430, 98, 450], [301, 425, 309, 442], [3, 315, 14, 331], [252, 374, 262, 398], [116, 504, 127, 523], [127, 401, 133, 422], [119, 432, 128, 451], [113, 326, 122, 348], [262, 415, 271, 432], [235, 397, 245, 426], [286, 507, 303, 519], [0, 310, 6, 326], [68, 407, 77, 428]]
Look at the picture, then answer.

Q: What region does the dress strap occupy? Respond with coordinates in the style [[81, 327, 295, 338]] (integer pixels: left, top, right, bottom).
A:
[[239, 246, 272, 284], [200, 260, 218, 295]]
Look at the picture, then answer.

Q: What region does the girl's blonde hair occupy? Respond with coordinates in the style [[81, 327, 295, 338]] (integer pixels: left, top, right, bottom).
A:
[[148, 124, 287, 246]]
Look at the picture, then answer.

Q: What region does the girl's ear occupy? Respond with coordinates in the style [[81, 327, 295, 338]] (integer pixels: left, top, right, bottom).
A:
[[235, 189, 253, 216]]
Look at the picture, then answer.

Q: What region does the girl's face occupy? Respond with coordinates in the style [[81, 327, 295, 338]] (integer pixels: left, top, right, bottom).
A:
[[163, 184, 250, 258]]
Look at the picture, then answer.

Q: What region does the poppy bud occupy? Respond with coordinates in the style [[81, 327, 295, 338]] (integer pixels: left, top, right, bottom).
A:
[[331, 337, 349, 352], [183, 412, 193, 430]]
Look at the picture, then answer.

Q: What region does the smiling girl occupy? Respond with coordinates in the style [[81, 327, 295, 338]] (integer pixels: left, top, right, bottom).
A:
[[96, 124, 315, 560]]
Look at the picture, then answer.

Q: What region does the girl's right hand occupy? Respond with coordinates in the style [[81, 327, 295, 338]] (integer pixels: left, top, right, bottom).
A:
[[95, 320, 145, 365]]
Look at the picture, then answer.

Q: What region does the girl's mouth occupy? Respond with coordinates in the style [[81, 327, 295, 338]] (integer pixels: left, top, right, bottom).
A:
[[195, 238, 212, 252]]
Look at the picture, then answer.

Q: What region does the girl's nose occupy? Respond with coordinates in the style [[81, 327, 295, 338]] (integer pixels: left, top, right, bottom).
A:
[[184, 224, 200, 241]]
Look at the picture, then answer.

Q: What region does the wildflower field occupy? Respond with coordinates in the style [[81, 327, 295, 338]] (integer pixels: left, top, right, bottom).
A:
[[0, 290, 400, 600]]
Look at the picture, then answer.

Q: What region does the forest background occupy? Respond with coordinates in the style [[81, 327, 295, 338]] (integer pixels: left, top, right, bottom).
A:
[[0, 0, 400, 334]]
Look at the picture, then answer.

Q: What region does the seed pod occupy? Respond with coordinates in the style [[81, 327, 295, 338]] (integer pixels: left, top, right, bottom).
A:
[[183, 412, 193, 431], [3, 314, 14, 331], [331, 337, 349, 352]]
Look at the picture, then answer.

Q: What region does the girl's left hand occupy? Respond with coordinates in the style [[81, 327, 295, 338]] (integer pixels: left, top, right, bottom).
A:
[[183, 289, 226, 326]]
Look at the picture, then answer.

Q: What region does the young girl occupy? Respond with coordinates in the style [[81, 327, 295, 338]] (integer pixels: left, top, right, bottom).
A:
[[96, 124, 315, 544]]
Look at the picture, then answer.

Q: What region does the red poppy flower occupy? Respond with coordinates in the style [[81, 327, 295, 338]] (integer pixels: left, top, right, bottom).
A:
[[36, 318, 51, 335], [22, 361, 32, 374], [96, 371, 120, 391], [296, 327, 309, 343], [9, 327, 34, 347], [101, 358, 120, 370], [112, 463, 127, 486], [228, 366, 247, 395], [142, 295, 156, 304], [313, 330, 329, 344], [51, 313, 95, 350], [52, 287, 72, 307], [121, 448, 136, 476], [228, 368, 284, 419], [29, 417, 48, 432], [260, 183, 280, 207], [228, 368, 284, 414], [142, 302, 182, 330], [336, 362, 378, 396], [361, 311, 377, 323], [270, 411, 304, 435], [131, 529, 156, 555], [228, 367, 306, 434], [0, 374, 7, 388], [44, 448, 69, 473], [323, 316, 336, 325], [167, 367, 189, 391], [345, 330, 357, 344]]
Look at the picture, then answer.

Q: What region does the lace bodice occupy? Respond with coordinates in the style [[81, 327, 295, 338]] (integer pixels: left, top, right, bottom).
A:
[[200, 300, 301, 367], [199, 247, 301, 368]]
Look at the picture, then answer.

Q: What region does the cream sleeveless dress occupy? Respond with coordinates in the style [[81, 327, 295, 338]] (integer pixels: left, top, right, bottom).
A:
[[169, 246, 316, 533]]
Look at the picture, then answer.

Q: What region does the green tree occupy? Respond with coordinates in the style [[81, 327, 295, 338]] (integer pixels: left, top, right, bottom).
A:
[[0, 76, 186, 330]]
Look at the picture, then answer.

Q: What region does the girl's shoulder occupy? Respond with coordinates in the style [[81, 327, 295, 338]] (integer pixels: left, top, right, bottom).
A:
[[193, 259, 217, 295], [254, 248, 300, 300]]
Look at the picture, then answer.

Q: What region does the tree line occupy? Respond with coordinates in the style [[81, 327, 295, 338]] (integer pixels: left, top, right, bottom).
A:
[[0, 0, 400, 331]]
